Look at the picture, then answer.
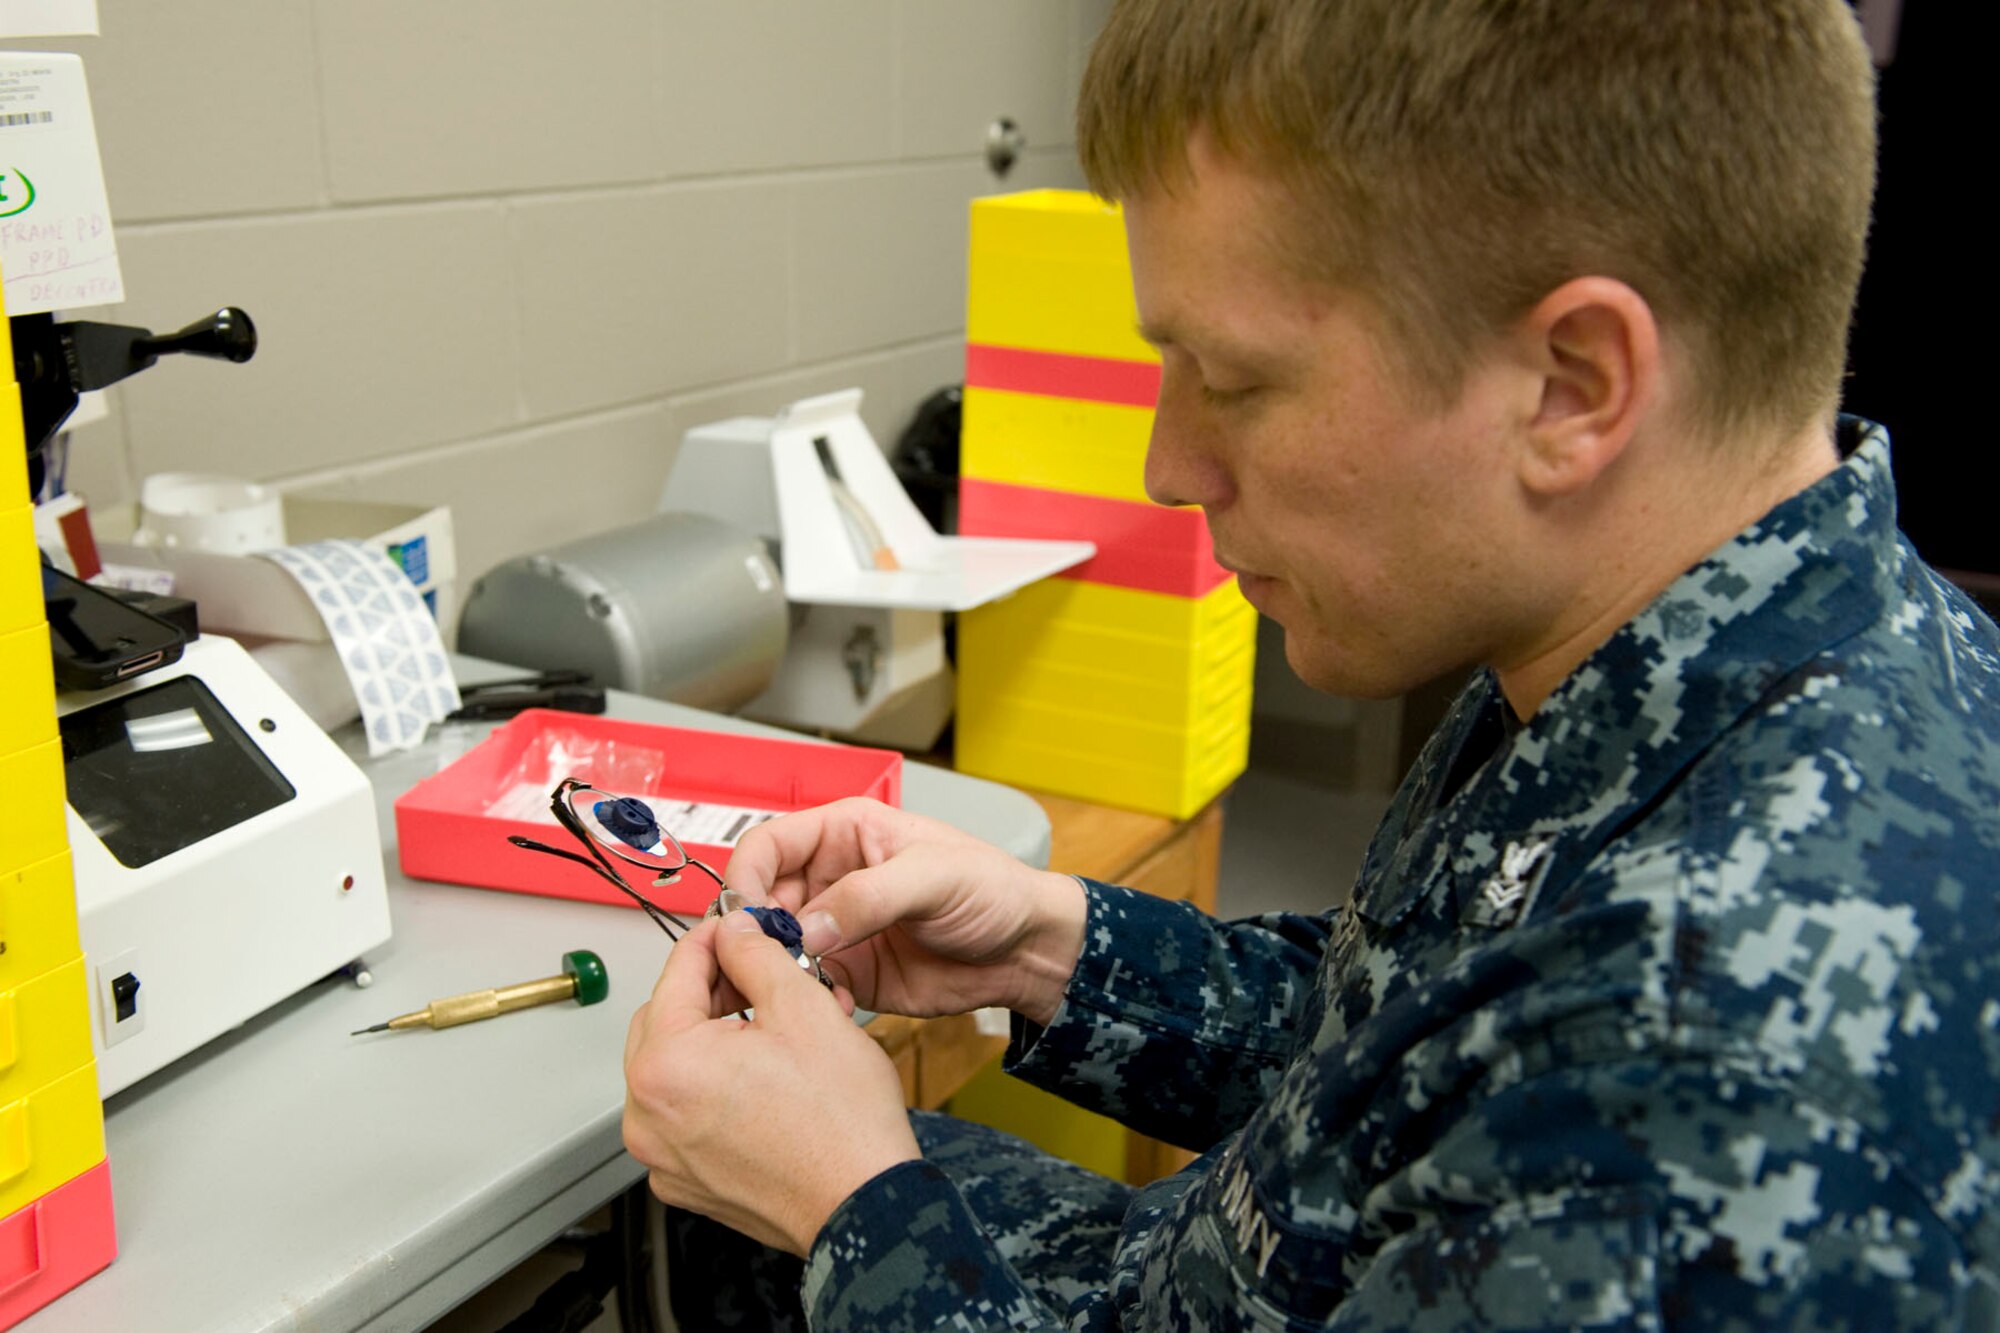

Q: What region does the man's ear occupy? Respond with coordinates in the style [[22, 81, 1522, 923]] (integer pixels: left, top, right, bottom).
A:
[[1515, 277, 1660, 497]]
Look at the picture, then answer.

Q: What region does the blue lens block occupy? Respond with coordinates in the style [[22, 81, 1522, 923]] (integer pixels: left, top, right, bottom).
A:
[[594, 796, 662, 850], [743, 904, 805, 954]]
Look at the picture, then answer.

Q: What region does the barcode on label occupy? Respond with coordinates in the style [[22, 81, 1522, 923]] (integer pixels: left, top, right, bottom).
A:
[[652, 800, 784, 847], [0, 111, 55, 128]]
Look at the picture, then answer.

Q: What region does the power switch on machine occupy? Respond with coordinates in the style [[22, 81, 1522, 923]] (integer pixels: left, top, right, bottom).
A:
[[98, 947, 146, 1045], [112, 971, 141, 1022]]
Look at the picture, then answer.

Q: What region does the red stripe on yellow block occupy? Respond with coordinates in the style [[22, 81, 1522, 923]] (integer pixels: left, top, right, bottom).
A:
[[964, 344, 1161, 410], [959, 478, 1231, 599]]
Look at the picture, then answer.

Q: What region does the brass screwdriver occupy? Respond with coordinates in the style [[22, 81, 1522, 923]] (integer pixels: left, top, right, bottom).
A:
[[352, 950, 609, 1035]]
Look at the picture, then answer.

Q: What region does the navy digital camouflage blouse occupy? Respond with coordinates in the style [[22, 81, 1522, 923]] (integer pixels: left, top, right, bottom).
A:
[[806, 419, 2000, 1331]]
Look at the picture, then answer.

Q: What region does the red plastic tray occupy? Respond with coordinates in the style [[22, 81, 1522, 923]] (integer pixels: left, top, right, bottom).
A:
[[394, 709, 901, 914]]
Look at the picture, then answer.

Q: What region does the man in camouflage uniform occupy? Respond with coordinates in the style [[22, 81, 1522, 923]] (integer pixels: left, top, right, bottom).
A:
[[623, 2, 2000, 1328]]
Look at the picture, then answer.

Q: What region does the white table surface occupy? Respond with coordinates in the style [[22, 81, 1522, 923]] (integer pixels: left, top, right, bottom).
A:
[[21, 667, 1049, 1333]]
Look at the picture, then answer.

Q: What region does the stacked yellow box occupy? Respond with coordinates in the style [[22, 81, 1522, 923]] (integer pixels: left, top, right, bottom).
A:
[[0, 289, 117, 1329], [956, 191, 1254, 818]]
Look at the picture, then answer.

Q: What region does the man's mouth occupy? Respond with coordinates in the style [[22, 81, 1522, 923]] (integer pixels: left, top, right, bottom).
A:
[[1216, 551, 1268, 582]]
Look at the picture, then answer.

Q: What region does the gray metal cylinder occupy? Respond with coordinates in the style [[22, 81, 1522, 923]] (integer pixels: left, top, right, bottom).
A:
[[457, 513, 787, 713]]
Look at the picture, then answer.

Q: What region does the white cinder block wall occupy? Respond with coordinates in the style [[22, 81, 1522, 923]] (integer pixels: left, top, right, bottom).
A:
[[19, 1, 1107, 630]]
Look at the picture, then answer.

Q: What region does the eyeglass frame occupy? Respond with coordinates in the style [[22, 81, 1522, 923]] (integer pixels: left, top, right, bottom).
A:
[[507, 777, 724, 939], [508, 779, 832, 990]]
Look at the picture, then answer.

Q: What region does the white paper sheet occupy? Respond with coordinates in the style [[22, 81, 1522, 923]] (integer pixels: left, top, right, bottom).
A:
[[0, 52, 122, 314], [0, 0, 98, 38]]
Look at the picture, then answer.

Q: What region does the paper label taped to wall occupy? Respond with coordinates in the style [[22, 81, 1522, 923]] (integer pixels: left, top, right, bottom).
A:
[[0, 1, 98, 38], [0, 52, 122, 313], [261, 540, 461, 756]]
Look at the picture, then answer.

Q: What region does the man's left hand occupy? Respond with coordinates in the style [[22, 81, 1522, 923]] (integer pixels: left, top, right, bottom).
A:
[[622, 910, 921, 1256]]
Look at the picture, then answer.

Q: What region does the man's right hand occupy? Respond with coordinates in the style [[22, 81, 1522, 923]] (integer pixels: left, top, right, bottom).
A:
[[720, 797, 1087, 1027]]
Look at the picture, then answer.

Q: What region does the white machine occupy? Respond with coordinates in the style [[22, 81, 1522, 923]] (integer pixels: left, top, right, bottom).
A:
[[10, 45, 386, 1101], [660, 388, 1092, 748], [56, 633, 392, 1097]]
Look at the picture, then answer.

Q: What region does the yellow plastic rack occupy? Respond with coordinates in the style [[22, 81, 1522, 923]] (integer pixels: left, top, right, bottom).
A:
[[0, 855, 83, 994], [955, 579, 1255, 818], [967, 191, 1158, 365], [0, 262, 115, 1320]]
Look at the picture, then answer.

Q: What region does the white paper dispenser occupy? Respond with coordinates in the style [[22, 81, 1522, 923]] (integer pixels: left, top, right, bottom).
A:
[[660, 388, 1093, 748]]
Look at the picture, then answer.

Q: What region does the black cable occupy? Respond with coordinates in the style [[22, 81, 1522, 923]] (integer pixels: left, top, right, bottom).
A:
[[507, 836, 691, 939], [614, 1185, 660, 1333]]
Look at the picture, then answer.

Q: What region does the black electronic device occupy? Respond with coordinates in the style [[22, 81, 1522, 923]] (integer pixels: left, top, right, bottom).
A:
[[108, 586, 200, 641], [43, 563, 188, 692]]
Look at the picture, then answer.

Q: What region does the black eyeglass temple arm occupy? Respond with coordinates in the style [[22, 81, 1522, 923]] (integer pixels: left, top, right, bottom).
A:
[[507, 835, 691, 939]]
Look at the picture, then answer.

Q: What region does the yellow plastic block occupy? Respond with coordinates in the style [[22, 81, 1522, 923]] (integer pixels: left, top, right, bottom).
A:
[[959, 638, 1255, 734], [959, 606, 1252, 691], [0, 853, 81, 991], [963, 575, 1254, 658], [946, 1060, 1127, 1181], [956, 698, 1249, 820], [0, 384, 22, 504], [956, 578, 1256, 795], [0, 741, 67, 874], [958, 576, 1255, 729], [0, 623, 56, 757], [960, 387, 1156, 503], [961, 674, 1248, 764], [0, 957, 93, 1105], [967, 191, 1159, 365], [0, 1062, 106, 1220], [957, 667, 1251, 818], [960, 613, 1255, 705], [0, 504, 37, 637]]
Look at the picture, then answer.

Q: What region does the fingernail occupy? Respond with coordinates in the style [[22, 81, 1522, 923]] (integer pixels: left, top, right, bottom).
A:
[[801, 911, 840, 955], [723, 909, 763, 934]]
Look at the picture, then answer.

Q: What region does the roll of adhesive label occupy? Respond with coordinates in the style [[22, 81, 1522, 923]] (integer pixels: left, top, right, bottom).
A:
[[134, 472, 286, 555], [260, 540, 461, 755]]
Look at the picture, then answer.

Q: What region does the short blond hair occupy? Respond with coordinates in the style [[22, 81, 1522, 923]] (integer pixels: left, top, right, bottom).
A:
[[1078, 0, 1878, 439]]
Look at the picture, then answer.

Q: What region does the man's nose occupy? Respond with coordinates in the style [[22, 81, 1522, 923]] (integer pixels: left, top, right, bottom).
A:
[[1144, 376, 1231, 511]]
